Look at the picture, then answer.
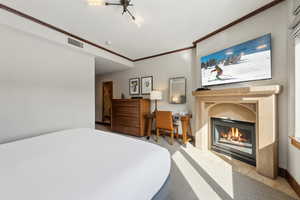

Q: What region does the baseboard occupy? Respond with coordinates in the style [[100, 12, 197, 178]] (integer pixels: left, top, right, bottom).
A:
[[286, 170, 300, 197], [95, 121, 111, 126], [278, 167, 287, 178], [279, 168, 300, 197], [154, 131, 194, 141]]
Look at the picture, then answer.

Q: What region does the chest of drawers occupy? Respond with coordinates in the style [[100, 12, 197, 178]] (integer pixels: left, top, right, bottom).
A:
[[111, 99, 150, 137]]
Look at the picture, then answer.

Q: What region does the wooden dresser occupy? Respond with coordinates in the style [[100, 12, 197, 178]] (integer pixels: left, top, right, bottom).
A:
[[111, 99, 150, 137]]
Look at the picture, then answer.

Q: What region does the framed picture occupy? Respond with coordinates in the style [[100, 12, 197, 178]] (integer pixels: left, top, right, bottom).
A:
[[141, 76, 153, 95], [129, 78, 140, 95]]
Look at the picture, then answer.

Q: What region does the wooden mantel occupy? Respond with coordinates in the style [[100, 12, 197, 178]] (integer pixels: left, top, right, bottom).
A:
[[193, 85, 281, 97], [193, 85, 282, 179]]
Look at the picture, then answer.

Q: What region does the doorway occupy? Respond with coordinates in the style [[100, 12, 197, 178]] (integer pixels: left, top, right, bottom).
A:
[[102, 81, 113, 125]]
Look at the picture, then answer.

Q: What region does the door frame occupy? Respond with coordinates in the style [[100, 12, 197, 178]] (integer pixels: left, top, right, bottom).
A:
[[102, 81, 113, 124]]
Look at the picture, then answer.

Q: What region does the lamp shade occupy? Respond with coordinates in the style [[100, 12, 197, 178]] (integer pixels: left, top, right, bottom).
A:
[[150, 91, 162, 100]]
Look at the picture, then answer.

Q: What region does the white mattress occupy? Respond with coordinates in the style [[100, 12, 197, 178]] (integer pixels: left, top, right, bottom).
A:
[[0, 128, 171, 200]]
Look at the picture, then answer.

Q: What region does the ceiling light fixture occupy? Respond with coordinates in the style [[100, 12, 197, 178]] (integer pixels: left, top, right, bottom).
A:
[[133, 15, 144, 27], [87, 0, 105, 6], [87, 0, 143, 26], [105, 0, 135, 20]]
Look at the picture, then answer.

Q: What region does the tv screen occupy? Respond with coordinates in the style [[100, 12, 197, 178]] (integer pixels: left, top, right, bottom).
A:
[[201, 34, 272, 87]]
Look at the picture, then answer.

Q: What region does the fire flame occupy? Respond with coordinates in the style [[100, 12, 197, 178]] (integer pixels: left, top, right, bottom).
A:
[[221, 128, 248, 143]]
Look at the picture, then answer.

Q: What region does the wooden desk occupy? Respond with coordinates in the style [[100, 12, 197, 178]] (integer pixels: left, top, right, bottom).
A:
[[146, 113, 192, 144]]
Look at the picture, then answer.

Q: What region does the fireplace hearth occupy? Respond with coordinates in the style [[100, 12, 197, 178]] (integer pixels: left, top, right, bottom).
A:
[[211, 117, 256, 166]]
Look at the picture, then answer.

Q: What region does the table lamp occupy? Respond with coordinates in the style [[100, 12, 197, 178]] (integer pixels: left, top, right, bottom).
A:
[[150, 90, 162, 112]]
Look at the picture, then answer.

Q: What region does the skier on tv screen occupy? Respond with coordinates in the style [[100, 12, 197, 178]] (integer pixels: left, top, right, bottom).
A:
[[211, 65, 224, 80]]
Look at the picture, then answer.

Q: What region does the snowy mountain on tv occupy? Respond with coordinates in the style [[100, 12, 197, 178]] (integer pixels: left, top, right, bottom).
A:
[[201, 34, 272, 86]]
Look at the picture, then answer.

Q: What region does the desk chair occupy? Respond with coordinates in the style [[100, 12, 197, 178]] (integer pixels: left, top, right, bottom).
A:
[[155, 111, 178, 145], [180, 115, 192, 144]]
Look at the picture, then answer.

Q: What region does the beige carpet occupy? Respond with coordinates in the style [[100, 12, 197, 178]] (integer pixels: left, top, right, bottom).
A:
[[95, 125, 299, 200], [151, 137, 298, 200]]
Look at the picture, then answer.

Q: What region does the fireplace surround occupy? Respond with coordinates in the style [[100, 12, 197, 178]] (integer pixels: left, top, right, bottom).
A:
[[193, 85, 281, 179]]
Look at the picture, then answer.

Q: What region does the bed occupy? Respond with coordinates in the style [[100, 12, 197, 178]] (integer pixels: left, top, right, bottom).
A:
[[0, 128, 171, 200]]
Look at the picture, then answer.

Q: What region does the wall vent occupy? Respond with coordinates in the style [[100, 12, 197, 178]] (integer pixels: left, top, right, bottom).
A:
[[294, 0, 300, 16], [67, 38, 84, 48]]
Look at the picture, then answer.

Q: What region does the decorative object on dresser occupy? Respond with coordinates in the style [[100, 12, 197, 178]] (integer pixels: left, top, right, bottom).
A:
[[111, 99, 150, 137], [121, 93, 126, 99], [150, 90, 162, 112], [131, 96, 143, 99], [129, 78, 140, 95], [141, 76, 153, 95], [169, 77, 186, 104]]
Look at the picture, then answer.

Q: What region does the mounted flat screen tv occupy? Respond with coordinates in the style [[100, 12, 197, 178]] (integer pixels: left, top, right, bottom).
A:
[[200, 34, 272, 87]]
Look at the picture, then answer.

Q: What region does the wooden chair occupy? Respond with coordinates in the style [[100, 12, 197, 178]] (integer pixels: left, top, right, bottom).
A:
[[180, 115, 192, 144], [155, 111, 178, 145]]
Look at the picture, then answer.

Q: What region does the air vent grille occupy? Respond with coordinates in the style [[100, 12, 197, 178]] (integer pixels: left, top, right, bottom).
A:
[[68, 38, 84, 48], [294, 0, 300, 15]]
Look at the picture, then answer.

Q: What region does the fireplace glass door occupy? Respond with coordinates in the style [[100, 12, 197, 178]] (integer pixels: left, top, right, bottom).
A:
[[211, 118, 256, 165]]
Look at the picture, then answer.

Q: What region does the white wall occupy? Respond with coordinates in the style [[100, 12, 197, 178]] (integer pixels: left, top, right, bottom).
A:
[[95, 49, 195, 122], [0, 24, 95, 143], [194, 2, 289, 169], [288, 145, 300, 183], [0, 8, 134, 68], [295, 38, 300, 135], [289, 38, 300, 183], [288, 0, 300, 184]]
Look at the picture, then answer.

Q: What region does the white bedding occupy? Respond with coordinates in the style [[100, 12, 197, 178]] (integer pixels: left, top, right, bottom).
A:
[[0, 128, 171, 200]]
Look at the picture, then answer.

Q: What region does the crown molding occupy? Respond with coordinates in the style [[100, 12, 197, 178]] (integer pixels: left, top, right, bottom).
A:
[[134, 0, 286, 61], [0, 3, 133, 62], [192, 0, 286, 45], [133, 46, 195, 62], [0, 0, 286, 62]]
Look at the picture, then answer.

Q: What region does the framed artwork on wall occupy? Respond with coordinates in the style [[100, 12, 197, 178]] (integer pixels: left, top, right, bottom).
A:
[[129, 78, 140, 95], [141, 76, 153, 95]]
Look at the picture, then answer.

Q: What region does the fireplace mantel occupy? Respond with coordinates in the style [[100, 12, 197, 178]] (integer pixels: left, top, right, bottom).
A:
[[193, 85, 281, 97], [193, 85, 282, 179]]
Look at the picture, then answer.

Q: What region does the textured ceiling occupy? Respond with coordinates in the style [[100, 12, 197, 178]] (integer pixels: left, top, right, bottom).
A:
[[1, 0, 274, 60], [95, 57, 131, 74]]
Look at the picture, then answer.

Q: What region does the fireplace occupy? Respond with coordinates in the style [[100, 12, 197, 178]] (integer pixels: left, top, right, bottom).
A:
[[194, 86, 281, 178], [211, 117, 256, 166]]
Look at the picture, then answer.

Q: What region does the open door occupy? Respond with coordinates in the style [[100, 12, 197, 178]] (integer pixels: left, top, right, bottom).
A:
[[102, 81, 113, 124]]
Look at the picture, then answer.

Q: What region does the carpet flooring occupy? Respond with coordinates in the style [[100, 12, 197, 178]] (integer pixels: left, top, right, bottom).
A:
[[150, 137, 297, 200], [95, 125, 298, 200]]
